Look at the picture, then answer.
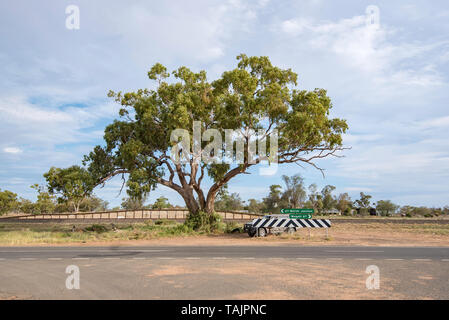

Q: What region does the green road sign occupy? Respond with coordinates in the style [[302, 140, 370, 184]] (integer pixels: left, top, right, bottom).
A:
[[289, 213, 312, 219], [280, 208, 314, 214]]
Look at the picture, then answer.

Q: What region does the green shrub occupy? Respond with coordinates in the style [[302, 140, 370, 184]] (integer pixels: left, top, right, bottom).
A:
[[155, 219, 176, 225], [223, 222, 242, 233], [168, 224, 192, 235], [84, 224, 108, 233], [185, 211, 221, 232]]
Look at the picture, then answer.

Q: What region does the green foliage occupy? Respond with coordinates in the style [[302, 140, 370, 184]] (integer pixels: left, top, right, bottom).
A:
[[307, 183, 323, 212], [30, 184, 56, 214], [121, 195, 148, 210], [281, 174, 306, 208], [355, 192, 372, 209], [263, 184, 285, 213], [78, 196, 109, 212], [343, 207, 352, 216], [321, 185, 337, 211], [214, 190, 244, 211], [82, 54, 348, 216], [0, 189, 18, 215], [245, 198, 265, 213], [336, 193, 352, 214], [44, 166, 95, 212], [399, 206, 442, 217], [152, 196, 172, 209], [84, 224, 108, 233], [52, 196, 109, 213], [54, 202, 71, 213], [154, 219, 176, 226], [17, 198, 36, 214], [223, 222, 243, 233], [376, 200, 399, 216], [207, 164, 231, 184], [185, 211, 222, 232]]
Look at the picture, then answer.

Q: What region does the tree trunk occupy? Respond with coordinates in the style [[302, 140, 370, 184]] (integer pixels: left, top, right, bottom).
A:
[[173, 187, 216, 215], [204, 190, 218, 215], [179, 190, 200, 215]]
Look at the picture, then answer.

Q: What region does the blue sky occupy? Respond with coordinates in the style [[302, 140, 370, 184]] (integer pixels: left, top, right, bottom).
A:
[[1, 0, 449, 207]]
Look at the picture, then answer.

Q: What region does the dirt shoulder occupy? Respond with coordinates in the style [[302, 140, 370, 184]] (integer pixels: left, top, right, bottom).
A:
[[0, 222, 448, 247]]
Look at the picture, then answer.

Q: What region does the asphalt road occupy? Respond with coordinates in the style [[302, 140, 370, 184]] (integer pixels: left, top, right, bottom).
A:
[[1, 246, 449, 299], [1, 245, 449, 261]]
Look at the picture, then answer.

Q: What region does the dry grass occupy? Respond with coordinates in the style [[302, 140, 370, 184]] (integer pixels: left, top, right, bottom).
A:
[[0, 221, 448, 246], [0, 221, 199, 245]]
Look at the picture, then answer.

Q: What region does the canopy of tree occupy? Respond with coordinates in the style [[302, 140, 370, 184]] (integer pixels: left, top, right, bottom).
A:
[[0, 189, 18, 215], [44, 166, 95, 212], [83, 54, 348, 219]]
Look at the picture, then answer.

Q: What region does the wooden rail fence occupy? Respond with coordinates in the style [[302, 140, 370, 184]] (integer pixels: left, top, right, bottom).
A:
[[0, 209, 263, 222]]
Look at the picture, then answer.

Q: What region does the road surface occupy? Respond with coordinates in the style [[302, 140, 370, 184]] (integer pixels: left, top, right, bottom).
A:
[[1, 245, 449, 299], [1, 245, 449, 260]]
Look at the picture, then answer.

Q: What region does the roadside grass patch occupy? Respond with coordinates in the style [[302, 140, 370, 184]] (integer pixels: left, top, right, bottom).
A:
[[222, 222, 243, 234], [333, 223, 449, 236], [0, 220, 448, 245], [0, 221, 210, 245], [84, 224, 108, 233]]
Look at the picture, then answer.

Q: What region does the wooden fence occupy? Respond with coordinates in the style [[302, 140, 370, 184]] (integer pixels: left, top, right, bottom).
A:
[[0, 208, 264, 221]]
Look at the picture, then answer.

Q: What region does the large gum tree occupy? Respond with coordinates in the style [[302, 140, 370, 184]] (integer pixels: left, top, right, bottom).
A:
[[83, 54, 348, 218]]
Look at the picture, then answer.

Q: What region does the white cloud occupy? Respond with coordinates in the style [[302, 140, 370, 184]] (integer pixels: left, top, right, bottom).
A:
[[281, 18, 312, 35], [420, 115, 449, 128], [1, 1, 449, 208], [279, 14, 447, 87], [343, 187, 373, 193], [332, 140, 449, 196], [342, 133, 383, 144], [0, 95, 118, 146], [0, 94, 121, 191], [3, 147, 22, 154]]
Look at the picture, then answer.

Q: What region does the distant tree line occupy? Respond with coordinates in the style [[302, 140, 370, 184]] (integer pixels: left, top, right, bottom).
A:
[[0, 184, 177, 215], [0, 173, 448, 218], [212, 174, 449, 218]]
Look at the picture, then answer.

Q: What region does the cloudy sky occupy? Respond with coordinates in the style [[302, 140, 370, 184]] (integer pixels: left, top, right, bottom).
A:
[[1, 0, 448, 207]]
